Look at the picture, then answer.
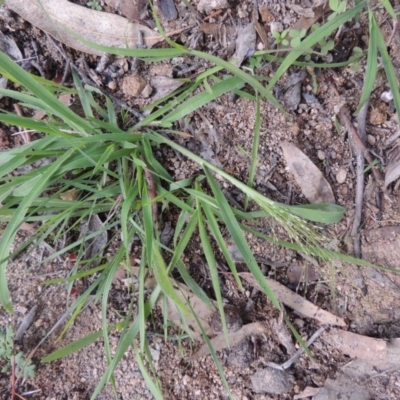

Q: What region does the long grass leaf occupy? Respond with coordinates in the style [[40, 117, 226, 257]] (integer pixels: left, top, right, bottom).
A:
[[163, 76, 244, 123], [0, 148, 75, 311], [0, 52, 94, 133], [355, 10, 378, 114], [375, 15, 400, 125], [204, 167, 281, 310], [197, 198, 229, 345]]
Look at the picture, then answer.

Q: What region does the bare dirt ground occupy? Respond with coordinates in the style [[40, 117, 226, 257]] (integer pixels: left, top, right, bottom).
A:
[[1, 0, 400, 399]]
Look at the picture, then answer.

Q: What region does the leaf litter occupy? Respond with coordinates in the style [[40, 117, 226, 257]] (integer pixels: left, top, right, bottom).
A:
[[1, 0, 400, 398]]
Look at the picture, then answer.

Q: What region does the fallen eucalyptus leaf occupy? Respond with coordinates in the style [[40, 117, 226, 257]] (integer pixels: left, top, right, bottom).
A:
[[281, 141, 335, 204], [6, 0, 163, 55]]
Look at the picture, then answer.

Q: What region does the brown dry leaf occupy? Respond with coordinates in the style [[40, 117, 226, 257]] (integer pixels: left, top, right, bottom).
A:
[[323, 328, 387, 367], [281, 141, 335, 204], [239, 272, 346, 327], [34, 93, 72, 120], [286, 4, 315, 18], [385, 147, 400, 187], [6, 0, 163, 56], [59, 188, 79, 201], [191, 322, 265, 359], [104, 0, 147, 21], [259, 6, 274, 23], [284, 3, 325, 47]]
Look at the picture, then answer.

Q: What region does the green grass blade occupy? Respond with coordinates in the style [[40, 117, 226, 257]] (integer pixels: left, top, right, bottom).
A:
[[152, 242, 189, 315], [190, 49, 285, 113], [133, 341, 163, 400], [202, 202, 243, 290], [283, 203, 345, 223], [375, 14, 400, 125], [204, 167, 281, 310], [41, 323, 124, 362], [0, 148, 75, 312], [355, 10, 378, 114], [245, 92, 261, 209], [197, 198, 229, 346], [0, 52, 94, 133], [163, 76, 244, 123]]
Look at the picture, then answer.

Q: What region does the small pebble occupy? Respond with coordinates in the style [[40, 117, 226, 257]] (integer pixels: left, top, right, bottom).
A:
[[35, 319, 43, 327], [367, 134, 376, 146], [317, 150, 326, 160], [381, 90, 393, 103], [336, 169, 347, 184], [107, 80, 117, 90]]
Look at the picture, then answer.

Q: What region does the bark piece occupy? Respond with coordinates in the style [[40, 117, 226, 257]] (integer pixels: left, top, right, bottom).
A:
[[6, 0, 163, 55], [240, 272, 346, 327]]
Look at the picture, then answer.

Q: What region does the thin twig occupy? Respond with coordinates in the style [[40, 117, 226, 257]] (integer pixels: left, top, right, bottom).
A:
[[15, 305, 38, 341], [337, 105, 385, 186], [266, 326, 327, 371], [13, 104, 31, 143], [11, 353, 16, 400], [351, 100, 369, 257]]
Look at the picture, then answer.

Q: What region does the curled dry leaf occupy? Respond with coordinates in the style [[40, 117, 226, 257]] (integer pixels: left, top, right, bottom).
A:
[[6, 0, 163, 56], [280, 141, 335, 204]]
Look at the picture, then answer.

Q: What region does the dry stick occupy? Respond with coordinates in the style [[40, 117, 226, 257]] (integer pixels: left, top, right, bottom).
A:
[[11, 353, 16, 400], [13, 104, 31, 143], [266, 326, 327, 371], [337, 105, 385, 185], [141, 156, 158, 222], [351, 100, 369, 258]]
